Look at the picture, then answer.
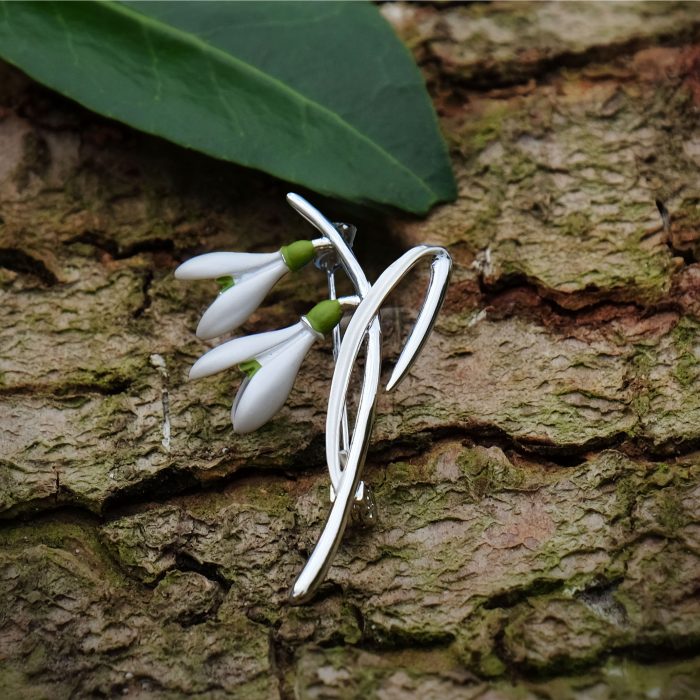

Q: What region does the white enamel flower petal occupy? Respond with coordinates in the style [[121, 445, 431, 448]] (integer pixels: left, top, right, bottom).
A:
[[232, 328, 317, 434], [189, 322, 304, 380], [196, 259, 288, 339], [174, 251, 282, 280]]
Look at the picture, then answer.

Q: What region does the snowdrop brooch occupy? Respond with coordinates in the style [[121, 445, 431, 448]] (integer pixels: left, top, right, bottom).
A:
[[176, 193, 451, 604]]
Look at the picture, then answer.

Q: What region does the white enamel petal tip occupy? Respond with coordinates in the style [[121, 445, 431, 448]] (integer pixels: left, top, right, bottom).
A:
[[231, 330, 316, 433], [188, 344, 237, 380], [175, 251, 281, 280], [195, 260, 288, 339], [188, 324, 304, 380]]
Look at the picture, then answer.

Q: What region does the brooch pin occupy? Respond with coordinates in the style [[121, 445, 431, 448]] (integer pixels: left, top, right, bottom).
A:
[[176, 194, 451, 604]]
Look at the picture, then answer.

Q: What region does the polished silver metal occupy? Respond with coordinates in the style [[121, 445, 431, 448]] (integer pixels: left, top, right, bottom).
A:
[[318, 227, 353, 461], [287, 193, 371, 298], [286, 194, 381, 495], [285, 194, 452, 604]]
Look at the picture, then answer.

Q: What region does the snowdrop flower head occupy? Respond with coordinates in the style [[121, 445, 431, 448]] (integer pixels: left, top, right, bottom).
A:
[[189, 299, 343, 433], [174, 240, 317, 340]]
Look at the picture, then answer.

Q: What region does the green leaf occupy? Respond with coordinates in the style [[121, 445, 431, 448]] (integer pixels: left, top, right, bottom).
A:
[[0, 1, 456, 214]]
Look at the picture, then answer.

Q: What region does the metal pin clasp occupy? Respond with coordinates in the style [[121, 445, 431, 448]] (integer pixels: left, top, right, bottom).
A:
[[329, 452, 378, 526]]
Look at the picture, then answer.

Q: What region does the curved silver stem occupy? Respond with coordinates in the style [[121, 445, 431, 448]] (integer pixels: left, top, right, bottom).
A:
[[290, 317, 381, 604], [287, 193, 371, 297], [324, 245, 451, 491], [287, 192, 377, 493], [386, 248, 452, 391], [327, 268, 351, 456], [289, 244, 452, 604]]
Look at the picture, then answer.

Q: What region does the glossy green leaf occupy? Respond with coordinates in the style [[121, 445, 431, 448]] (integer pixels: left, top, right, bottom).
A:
[[0, 1, 456, 213]]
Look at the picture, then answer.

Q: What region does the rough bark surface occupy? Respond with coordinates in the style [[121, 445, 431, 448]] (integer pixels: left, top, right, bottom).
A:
[[1, 2, 699, 698]]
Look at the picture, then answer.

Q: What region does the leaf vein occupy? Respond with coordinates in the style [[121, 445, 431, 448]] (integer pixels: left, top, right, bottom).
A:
[[103, 0, 438, 199]]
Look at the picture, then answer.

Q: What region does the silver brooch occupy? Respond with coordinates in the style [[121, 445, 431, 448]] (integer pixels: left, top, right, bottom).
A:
[[176, 193, 451, 603]]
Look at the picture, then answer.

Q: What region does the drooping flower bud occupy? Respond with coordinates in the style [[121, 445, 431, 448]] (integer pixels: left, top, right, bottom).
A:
[[175, 242, 317, 339]]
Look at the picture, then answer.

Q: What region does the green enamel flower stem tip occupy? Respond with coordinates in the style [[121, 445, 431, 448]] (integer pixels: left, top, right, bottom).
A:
[[306, 299, 343, 335], [238, 358, 262, 378], [216, 275, 235, 292], [280, 240, 316, 271]]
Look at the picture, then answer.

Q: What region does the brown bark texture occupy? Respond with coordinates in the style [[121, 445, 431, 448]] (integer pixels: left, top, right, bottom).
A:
[[1, 2, 700, 698]]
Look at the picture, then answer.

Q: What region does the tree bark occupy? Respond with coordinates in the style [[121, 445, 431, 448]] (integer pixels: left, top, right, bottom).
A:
[[1, 2, 699, 698]]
